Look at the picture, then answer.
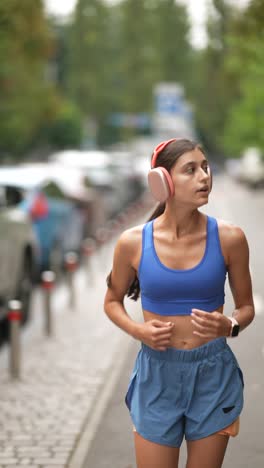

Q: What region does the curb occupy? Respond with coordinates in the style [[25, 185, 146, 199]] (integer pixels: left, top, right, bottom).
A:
[[68, 333, 135, 468]]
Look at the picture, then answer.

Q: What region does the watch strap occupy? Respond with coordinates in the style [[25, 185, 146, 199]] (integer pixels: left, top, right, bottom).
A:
[[228, 317, 240, 337]]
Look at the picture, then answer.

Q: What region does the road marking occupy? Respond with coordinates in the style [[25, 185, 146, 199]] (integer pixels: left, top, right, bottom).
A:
[[253, 293, 264, 316]]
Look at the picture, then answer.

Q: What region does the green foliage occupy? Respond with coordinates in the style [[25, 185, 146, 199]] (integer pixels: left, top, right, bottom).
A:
[[2, 0, 263, 157], [117, 0, 155, 113], [64, 0, 192, 143], [190, 0, 264, 157], [0, 0, 55, 156], [45, 100, 83, 148], [66, 0, 112, 119], [116, 0, 192, 114], [187, 0, 237, 156], [222, 0, 264, 156], [152, 0, 192, 84]]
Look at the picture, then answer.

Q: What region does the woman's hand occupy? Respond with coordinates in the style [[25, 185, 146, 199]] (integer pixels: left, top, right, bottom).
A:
[[135, 320, 174, 351], [191, 309, 231, 338]]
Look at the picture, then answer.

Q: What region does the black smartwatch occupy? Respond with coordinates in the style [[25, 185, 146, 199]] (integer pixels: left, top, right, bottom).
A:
[[228, 317, 240, 337]]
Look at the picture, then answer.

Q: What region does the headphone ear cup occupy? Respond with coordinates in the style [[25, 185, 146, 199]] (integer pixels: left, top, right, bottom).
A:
[[148, 167, 174, 202]]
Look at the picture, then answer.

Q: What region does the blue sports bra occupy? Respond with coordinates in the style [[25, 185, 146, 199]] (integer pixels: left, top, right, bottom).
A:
[[138, 215, 227, 316]]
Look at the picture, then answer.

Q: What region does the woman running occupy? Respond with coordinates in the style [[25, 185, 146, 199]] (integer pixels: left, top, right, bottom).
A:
[[104, 138, 254, 468]]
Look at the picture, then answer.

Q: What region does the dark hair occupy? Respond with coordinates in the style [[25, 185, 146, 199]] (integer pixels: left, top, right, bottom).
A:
[[106, 139, 206, 301]]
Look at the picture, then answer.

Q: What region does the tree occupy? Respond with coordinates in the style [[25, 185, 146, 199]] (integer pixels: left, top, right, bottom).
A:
[[0, 0, 56, 156], [222, 0, 264, 155], [117, 0, 191, 112], [116, 0, 156, 114], [101, 0, 192, 141], [153, 0, 192, 84], [66, 0, 112, 126], [188, 0, 237, 156], [64, 0, 193, 144]]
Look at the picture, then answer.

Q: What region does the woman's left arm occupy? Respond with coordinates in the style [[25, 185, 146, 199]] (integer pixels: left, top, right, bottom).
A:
[[191, 224, 255, 338], [225, 225, 255, 332]]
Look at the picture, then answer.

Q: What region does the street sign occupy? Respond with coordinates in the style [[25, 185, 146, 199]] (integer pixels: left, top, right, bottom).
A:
[[153, 82, 195, 138], [108, 113, 151, 130], [154, 83, 184, 115]]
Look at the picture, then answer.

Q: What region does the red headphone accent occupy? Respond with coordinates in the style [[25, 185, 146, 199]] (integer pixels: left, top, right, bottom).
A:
[[151, 138, 177, 169]]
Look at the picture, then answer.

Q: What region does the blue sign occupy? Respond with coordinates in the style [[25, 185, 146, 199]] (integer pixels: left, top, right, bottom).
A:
[[154, 83, 186, 115], [108, 113, 151, 129], [155, 94, 185, 115]]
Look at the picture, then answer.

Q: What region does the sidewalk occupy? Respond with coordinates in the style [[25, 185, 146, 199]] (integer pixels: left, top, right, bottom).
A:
[[0, 201, 149, 468]]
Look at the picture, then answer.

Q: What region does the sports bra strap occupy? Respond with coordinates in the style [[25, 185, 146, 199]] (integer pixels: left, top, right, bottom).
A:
[[142, 221, 153, 250]]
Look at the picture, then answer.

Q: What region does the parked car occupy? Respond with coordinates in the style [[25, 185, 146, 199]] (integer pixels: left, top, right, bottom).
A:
[[239, 147, 264, 188], [226, 148, 264, 188], [0, 165, 88, 279], [22, 162, 101, 240], [49, 150, 120, 218], [225, 158, 242, 180], [108, 150, 146, 203], [49, 149, 143, 219], [0, 184, 40, 336]]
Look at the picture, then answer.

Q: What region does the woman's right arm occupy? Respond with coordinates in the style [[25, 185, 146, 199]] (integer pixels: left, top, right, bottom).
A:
[[104, 229, 174, 350]]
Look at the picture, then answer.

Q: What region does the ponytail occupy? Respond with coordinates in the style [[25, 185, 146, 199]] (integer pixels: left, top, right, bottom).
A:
[[106, 202, 165, 301], [146, 202, 165, 222]]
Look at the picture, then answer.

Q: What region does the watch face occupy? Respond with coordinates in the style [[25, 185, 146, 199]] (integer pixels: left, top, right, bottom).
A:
[[232, 324, 240, 337]]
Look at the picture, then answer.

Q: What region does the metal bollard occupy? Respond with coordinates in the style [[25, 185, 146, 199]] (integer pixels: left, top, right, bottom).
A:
[[8, 300, 22, 379], [96, 227, 109, 246], [41, 271, 56, 336], [106, 219, 117, 237], [107, 219, 121, 237], [95, 227, 110, 270], [117, 212, 128, 228], [65, 252, 78, 309], [82, 238, 96, 285]]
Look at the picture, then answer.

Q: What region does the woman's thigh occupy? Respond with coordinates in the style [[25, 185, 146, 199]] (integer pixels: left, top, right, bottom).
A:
[[186, 433, 229, 468], [134, 432, 180, 468]]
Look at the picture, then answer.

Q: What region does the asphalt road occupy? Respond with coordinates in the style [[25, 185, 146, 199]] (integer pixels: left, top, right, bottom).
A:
[[84, 173, 264, 468]]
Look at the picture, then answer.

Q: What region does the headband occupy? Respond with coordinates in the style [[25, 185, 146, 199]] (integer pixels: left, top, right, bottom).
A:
[[151, 138, 177, 169]]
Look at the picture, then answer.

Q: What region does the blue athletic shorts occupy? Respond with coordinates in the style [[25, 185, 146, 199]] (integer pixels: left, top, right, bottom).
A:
[[125, 337, 244, 448]]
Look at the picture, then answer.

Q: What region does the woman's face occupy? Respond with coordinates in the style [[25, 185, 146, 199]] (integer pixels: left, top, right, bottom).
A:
[[170, 148, 210, 207]]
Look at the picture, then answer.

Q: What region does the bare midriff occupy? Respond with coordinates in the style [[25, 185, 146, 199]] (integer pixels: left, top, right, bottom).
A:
[[143, 305, 224, 350]]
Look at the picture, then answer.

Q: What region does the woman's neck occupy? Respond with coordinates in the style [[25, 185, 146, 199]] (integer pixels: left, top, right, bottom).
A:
[[157, 208, 202, 239]]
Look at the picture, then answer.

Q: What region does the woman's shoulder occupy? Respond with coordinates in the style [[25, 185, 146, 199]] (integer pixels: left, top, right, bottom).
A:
[[116, 223, 146, 254], [215, 217, 248, 248]]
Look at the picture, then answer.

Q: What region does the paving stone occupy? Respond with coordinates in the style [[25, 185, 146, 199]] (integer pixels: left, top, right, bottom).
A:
[[0, 460, 18, 465], [41, 465, 65, 468], [33, 459, 67, 464], [0, 233, 142, 468]]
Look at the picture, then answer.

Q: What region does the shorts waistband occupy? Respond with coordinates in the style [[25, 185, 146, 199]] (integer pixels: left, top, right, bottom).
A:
[[141, 337, 227, 363]]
